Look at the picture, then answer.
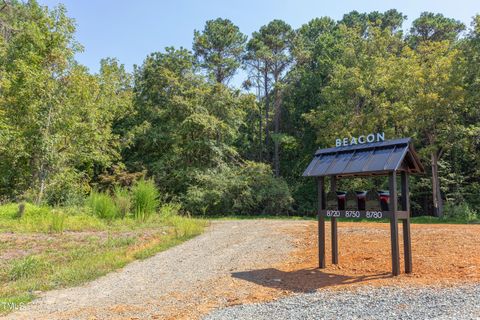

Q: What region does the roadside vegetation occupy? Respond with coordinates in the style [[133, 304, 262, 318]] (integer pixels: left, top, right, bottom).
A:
[[1, 1, 479, 221], [0, 179, 207, 313]]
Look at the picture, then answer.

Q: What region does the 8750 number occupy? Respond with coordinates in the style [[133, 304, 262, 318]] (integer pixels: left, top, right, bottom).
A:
[[345, 210, 360, 218]]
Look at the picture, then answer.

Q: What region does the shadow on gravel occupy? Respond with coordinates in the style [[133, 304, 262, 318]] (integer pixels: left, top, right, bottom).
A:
[[232, 268, 391, 292]]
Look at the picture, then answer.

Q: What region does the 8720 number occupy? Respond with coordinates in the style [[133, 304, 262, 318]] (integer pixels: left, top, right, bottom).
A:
[[326, 210, 340, 217]]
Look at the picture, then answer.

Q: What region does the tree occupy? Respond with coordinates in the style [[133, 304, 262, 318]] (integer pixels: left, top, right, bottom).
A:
[[405, 42, 464, 217], [127, 47, 253, 196], [0, 1, 131, 204], [339, 9, 406, 35], [193, 18, 246, 84], [408, 12, 465, 47], [244, 19, 295, 176]]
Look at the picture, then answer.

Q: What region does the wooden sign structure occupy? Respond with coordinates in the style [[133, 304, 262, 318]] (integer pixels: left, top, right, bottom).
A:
[[303, 138, 424, 276]]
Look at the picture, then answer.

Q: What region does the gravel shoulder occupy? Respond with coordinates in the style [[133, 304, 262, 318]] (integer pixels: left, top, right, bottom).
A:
[[3, 220, 307, 320], [204, 284, 480, 320]]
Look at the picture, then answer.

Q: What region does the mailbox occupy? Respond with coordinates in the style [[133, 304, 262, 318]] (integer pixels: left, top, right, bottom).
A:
[[345, 192, 357, 210], [355, 191, 367, 210], [303, 137, 425, 276], [326, 191, 337, 210], [378, 190, 390, 211], [326, 191, 348, 210], [366, 190, 382, 210], [336, 191, 347, 210]]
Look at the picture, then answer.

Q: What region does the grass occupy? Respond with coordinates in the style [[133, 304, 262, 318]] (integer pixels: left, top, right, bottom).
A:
[[132, 179, 160, 221], [0, 203, 208, 314], [87, 191, 117, 220]]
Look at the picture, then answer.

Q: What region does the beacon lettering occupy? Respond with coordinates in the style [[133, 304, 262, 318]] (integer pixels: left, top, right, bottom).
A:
[[335, 132, 385, 147]]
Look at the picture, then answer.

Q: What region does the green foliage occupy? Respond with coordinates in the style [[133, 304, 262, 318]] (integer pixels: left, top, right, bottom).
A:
[[185, 162, 292, 215], [0, 3, 479, 218], [113, 186, 132, 219], [444, 203, 478, 222], [8, 256, 43, 281], [0, 203, 106, 232], [409, 12, 465, 46], [159, 202, 182, 219], [86, 191, 117, 220], [49, 210, 66, 233], [193, 18, 246, 84], [0, 1, 132, 204], [131, 179, 159, 221], [0, 202, 206, 310]]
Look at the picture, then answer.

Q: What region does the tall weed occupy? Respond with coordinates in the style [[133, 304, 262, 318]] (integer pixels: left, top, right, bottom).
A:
[[113, 186, 131, 219], [131, 179, 159, 221], [86, 191, 117, 220], [49, 210, 66, 233]]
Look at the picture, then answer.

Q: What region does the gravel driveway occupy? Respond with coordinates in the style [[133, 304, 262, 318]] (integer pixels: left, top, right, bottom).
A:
[[3, 220, 303, 320], [4, 220, 479, 320], [204, 285, 480, 320]]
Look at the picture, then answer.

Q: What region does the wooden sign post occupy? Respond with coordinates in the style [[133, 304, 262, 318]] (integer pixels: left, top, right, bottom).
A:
[[304, 138, 424, 276]]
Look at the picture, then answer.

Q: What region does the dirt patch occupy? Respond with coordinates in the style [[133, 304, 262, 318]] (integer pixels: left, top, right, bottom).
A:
[[248, 222, 480, 294]]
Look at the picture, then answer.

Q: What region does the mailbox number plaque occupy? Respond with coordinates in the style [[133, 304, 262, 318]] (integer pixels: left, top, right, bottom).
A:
[[325, 210, 383, 219]]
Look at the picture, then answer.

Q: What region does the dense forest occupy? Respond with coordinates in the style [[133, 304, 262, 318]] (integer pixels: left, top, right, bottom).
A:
[[0, 1, 479, 218]]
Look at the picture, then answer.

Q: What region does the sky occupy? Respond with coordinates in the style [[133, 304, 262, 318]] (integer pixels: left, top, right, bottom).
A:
[[39, 0, 480, 75]]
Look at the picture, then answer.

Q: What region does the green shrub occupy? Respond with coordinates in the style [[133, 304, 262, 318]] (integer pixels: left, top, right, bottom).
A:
[[0, 203, 20, 219], [159, 202, 181, 219], [8, 256, 42, 281], [444, 202, 478, 221], [131, 179, 159, 221], [113, 186, 131, 219], [86, 191, 117, 220], [184, 161, 293, 215]]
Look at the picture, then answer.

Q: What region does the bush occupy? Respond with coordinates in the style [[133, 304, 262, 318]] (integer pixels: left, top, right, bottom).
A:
[[86, 191, 117, 220], [184, 161, 293, 215], [159, 202, 181, 219], [131, 179, 160, 221], [444, 202, 478, 221], [113, 186, 131, 219]]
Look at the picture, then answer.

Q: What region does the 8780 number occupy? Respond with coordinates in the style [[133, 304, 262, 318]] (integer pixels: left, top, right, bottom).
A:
[[366, 211, 383, 219]]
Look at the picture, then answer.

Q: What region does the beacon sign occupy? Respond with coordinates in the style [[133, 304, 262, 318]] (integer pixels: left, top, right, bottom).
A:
[[335, 132, 385, 147]]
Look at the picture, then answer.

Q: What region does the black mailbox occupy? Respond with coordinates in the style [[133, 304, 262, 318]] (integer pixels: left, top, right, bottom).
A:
[[355, 191, 367, 210], [336, 191, 347, 210]]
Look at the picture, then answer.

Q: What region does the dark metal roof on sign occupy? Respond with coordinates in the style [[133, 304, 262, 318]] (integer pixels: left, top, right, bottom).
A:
[[303, 138, 424, 177]]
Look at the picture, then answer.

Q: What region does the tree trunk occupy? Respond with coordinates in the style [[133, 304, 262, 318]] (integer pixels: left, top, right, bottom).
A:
[[35, 101, 54, 205], [273, 87, 281, 177], [256, 72, 263, 162], [263, 71, 270, 162], [431, 151, 443, 217]]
